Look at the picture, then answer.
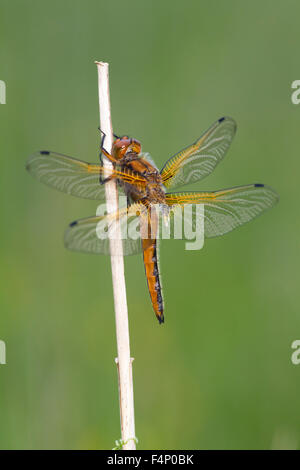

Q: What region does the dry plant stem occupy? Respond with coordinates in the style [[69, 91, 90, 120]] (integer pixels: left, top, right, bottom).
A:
[[95, 61, 136, 451]]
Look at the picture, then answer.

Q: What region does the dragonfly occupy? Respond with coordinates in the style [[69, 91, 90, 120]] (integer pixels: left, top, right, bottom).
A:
[[26, 116, 278, 324]]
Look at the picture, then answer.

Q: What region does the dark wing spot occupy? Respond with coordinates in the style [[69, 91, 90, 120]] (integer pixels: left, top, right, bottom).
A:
[[69, 221, 78, 227], [254, 183, 264, 187], [40, 150, 50, 155], [218, 117, 225, 123]]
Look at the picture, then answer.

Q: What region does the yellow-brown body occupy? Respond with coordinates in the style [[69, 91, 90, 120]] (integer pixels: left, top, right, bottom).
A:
[[106, 136, 165, 323]]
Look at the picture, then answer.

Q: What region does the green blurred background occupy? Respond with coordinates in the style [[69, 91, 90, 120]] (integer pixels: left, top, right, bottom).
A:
[[0, 0, 299, 450]]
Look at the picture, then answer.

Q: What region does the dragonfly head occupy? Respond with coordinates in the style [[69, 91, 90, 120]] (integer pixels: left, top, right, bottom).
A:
[[112, 136, 141, 160]]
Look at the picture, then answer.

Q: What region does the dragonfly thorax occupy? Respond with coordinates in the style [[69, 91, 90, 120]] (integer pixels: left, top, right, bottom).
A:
[[145, 181, 166, 205]]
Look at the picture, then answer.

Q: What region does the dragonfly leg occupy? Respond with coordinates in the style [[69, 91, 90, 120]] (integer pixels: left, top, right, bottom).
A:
[[98, 129, 118, 164], [100, 174, 117, 185], [101, 146, 119, 163], [98, 129, 106, 163], [98, 127, 119, 141], [99, 129, 106, 147], [99, 145, 118, 184]]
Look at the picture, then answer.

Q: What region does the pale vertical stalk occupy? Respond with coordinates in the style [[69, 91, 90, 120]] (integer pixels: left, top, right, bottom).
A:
[[95, 61, 136, 450]]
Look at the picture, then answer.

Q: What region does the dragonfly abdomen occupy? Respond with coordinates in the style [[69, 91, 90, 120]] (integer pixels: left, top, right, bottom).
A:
[[142, 239, 164, 324]]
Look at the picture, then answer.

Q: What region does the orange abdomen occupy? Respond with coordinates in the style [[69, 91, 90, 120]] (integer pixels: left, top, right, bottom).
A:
[[142, 238, 164, 324]]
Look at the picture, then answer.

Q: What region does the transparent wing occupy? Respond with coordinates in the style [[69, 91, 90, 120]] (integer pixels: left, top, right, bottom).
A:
[[160, 117, 236, 189], [26, 151, 146, 200], [64, 184, 278, 253], [165, 184, 279, 238], [139, 152, 159, 170], [64, 204, 147, 255]]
